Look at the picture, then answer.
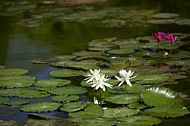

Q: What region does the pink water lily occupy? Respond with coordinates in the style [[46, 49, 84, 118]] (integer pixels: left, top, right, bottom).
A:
[[152, 32, 166, 52], [165, 33, 178, 54]]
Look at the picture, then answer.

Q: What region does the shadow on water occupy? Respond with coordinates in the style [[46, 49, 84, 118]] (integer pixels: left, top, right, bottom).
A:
[[0, 0, 190, 125]]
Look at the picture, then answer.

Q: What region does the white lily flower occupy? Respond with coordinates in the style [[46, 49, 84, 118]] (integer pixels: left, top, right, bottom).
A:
[[85, 69, 100, 83], [91, 74, 112, 91], [115, 69, 136, 87]]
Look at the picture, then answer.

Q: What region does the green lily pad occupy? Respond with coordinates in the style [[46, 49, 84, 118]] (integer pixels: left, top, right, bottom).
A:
[[147, 19, 175, 24], [48, 87, 87, 95], [107, 48, 135, 55], [88, 37, 117, 48], [0, 97, 10, 104], [78, 118, 116, 126], [134, 74, 169, 84], [60, 101, 88, 112], [144, 103, 190, 118], [17, 89, 50, 98], [65, 62, 100, 70], [128, 102, 148, 109], [34, 79, 71, 87], [108, 85, 145, 94], [102, 107, 139, 118], [0, 75, 36, 88], [3, 99, 30, 106], [0, 68, 28, 76], [141, 87, 181, 106], [104, 94, 140, 104], [20, 102, 61, 112], [49, 69, 85, 77], [51, 95, 79, 102], [150, 13, 180, 19], [69, 103, 104, 118], [0, 65, 5, 69], [117, 116, 162, 126]]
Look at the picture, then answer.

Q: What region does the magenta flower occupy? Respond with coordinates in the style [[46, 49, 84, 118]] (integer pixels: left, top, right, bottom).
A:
[[152, 32, 166, 52], [165, 33, 178, 43], [165, 33, 178, 54]]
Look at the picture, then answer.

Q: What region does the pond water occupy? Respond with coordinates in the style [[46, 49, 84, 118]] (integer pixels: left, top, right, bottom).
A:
[[1, 0, 190, 125]]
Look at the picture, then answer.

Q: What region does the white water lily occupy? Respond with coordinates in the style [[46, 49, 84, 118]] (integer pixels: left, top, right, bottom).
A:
[[91, 74, 112, 91], [115, 69, 136, 87], [85, 69, 100, 83]]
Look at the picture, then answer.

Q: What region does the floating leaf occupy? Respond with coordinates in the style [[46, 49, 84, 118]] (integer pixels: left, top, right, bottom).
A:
[[65, 62, 100, 70], [51, 95, 79, 102], [0, 68, 28, 76], [69, 103, 104, 118], [48, 87, 87, 95], [128, 102, 148, 109], [147, 19, 175, 24], [34, 79, 71, 87], [117, 116, 162, 126], [141, 87, 181, 106], [3, 99, 30, 106], [149, 13, 179, 19], [0, 75, 36, 88], [107, 48, 135, 55], [0, 65, 5, 69], [102, 107, 139, 118], [17, 89, 50, 98], [49, 69, 85, 77], [79, 118, 116, 126], [105, 94, 140, 104], [20, 102, 61, 112], [108, 85, 145, 94], [0, 97, 10, 104], [144, 103, 189, 118], [134, 74, 169, 84], [60, 101, 88, 112]]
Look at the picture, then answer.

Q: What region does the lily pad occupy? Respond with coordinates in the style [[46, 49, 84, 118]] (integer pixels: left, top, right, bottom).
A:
[[78, 118, 116, 126], [149, 13, 179, 19], [144, 103, 189, 118], [0, 75, 36, 88], [104, 94, 140, 104], [34, 79, 71, 87], [0, 65, 5, 69], [147, 19, 175, 24], [102, 107, 139, 118], [51, 95, 79, 102], [107, 48, 135, 55], [60, 101, 88, 112], [117, 116, 162, 126], [69, 103, 104, 118], [0, 97, 10, 104], [49, 69, 85, 77], [3, 99, 30, 106], [134, 74, 169, 84], [0, 68, 28, 76], [141, 87, 181, 106], [48, 87, 87, 95], [20, 102, 61, 112]]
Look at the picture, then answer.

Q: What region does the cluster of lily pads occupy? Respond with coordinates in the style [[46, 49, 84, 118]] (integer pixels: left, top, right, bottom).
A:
[[1, 32, 190, 125]]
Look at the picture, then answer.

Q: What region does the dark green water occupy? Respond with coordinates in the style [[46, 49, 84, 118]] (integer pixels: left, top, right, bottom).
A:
[[0, 0, 190, 125]]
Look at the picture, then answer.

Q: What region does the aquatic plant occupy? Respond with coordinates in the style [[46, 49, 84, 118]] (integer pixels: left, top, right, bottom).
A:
[[115, 69, 136, 93], [165, 33, 178, 54], [152, 32, 166, 51]]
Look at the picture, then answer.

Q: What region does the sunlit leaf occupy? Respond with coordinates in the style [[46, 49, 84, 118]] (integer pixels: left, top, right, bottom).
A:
[[49, 69, 85, 77]]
